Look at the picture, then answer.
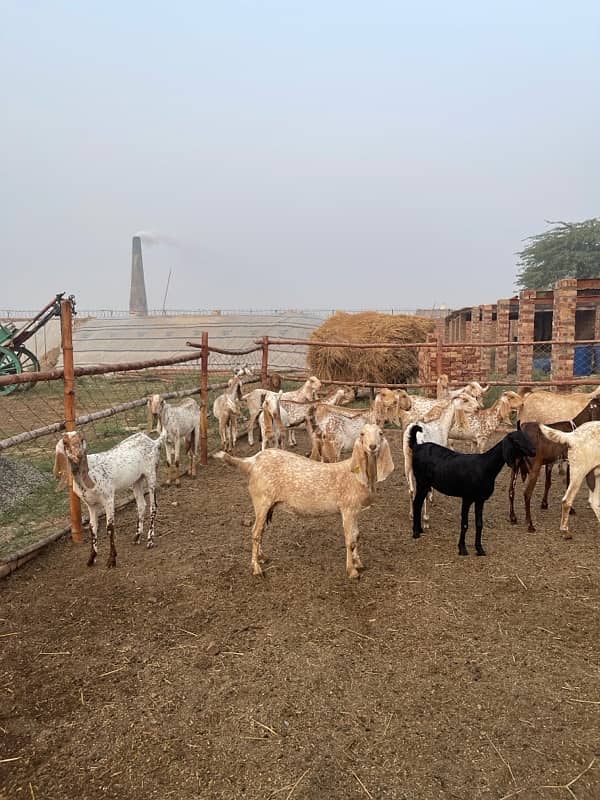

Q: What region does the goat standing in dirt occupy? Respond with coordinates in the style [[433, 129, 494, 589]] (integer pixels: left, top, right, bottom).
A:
[[214, 423, 394, 578]]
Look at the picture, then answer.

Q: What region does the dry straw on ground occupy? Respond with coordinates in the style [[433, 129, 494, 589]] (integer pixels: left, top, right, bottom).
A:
[[308, 311, 434, 384]]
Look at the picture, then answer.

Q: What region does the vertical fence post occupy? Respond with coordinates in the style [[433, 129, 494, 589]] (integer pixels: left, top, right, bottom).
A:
[[261, 336, 269, 387], [436, 332, 444, 383], [61, 297, 83, 543], [200, 331, 209, 466]]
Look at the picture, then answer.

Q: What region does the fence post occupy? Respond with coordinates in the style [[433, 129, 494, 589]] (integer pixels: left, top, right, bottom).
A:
[[61, 297, 83, 543], [261, 336, 269, 386], [200, 331, 209, 466], [436, 333, 444, 383]]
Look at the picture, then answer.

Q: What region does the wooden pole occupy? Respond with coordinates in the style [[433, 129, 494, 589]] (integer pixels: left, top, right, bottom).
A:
[[261, 336, 269, 387], [60, 298, 83, 543], [200, 331, 209, 466]]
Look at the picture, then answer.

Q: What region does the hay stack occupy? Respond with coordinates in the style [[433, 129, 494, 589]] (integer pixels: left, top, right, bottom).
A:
[[308, 312, 435, 384]]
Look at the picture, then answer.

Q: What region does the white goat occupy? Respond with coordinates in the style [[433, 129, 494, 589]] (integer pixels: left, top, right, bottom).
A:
[[258, 390, 286, 450], [245, 376, 322, 447], [147, 394, 200, 485], [281, 376, 322, 446], [213, 376, 244, 451], [539, 421, 600, 538], [214, 423, 394, 578], [54, 430, 164, 568], [308, 389, 411, 463], [403, 393, 481, 526]]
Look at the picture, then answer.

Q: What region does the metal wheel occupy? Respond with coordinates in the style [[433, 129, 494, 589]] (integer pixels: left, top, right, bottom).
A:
[[15, 346, 40, 391], [0, 346, 23, 396]]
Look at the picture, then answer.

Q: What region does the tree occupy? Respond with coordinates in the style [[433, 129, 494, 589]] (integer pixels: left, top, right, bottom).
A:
[[516, 218, 600, 290]]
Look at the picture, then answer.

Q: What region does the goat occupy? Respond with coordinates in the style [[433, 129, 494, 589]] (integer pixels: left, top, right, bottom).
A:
[[519, 386, 600, 424], [403, 393, 481, 525], [508, 421, 570, 532], [280, 376, 323, 446], [55, 430, 164, 567], [258, 390, 286, 450], [409, 426, 535, 555], [448, 390, 524, 452], [213, 423, 394, 578], [244, 376, 322, 447], [539, 421, 600, 538], [509, 397, 600, 531], [213, 376, 244, 451], [308, 389, 411, 463], [147, 394, 200, 485], [398, 381, 489, 430]]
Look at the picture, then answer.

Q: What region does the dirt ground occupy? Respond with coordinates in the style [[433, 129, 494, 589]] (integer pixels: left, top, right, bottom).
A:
[[2, 428, 600, 800]]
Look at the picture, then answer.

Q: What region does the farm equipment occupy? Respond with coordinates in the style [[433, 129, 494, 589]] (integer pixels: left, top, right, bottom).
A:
[[0, 293, 64, 395]]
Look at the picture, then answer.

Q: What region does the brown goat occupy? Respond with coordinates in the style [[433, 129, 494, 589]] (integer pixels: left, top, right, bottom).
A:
[[509, 395, 600, 531]]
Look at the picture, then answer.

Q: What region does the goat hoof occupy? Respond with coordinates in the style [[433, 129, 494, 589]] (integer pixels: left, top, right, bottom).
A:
[[86, 556, 96, 567], [251, 564, 264, 577], [476, 548, 486, 557], [412, 531, 422, 539], [146, 541, 155, 549], [540, 501, 548, 510], [510, 517, 517, 525], [166, 479, 171, 486], [562, 531, 573, 540], [175, 480, 181, 487], [348, 568, 360, 579], [106, 558, 117, 569], [458, 548, 468, 556], [527, 524, 536, 533]]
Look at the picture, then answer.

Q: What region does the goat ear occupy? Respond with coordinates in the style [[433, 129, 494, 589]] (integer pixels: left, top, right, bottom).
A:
[[423, 404, 443, 422], [53, 449, 69, 491], [501, 435, 517, 468], [376, 438, 394, 482], [349, 439, 369, 487]]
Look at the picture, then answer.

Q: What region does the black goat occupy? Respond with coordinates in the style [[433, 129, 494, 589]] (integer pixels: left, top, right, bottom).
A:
[[409, 427, 536, 556]]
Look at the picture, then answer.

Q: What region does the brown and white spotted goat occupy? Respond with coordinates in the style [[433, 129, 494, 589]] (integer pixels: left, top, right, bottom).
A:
[[147, 394, 200, 485], [214, 423, 394, 579], [55, 430, 164, 567]]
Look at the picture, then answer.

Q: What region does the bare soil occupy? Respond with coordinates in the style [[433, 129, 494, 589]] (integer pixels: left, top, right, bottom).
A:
[[2, 429, 600, 799]]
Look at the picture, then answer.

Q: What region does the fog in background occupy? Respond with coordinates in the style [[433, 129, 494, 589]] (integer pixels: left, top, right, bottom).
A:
[[1, 1, 599, 311]]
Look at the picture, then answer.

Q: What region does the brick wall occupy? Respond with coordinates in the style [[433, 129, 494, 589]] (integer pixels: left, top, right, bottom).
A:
[[552, 278, 577, 379], [517, 290, 536, 381]]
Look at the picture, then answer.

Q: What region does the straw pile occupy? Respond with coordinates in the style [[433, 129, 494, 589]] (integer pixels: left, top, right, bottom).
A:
[[308, 312, 435, 384]]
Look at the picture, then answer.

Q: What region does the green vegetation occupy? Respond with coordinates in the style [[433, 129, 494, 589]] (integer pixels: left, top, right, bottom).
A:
[[516, 218, 600, 289]]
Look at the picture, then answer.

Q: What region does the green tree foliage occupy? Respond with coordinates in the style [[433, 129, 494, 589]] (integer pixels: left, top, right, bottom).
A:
[[516, 218, 600, 289]]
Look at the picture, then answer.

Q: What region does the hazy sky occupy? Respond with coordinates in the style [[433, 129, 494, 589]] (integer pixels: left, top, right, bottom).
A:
[[2, 1, 599, 311]]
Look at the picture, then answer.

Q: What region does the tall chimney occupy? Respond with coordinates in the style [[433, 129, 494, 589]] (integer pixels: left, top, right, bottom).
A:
[[129, 236, 148, 315]]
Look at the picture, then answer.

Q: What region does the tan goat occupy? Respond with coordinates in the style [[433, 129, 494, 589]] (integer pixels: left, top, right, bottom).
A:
[[214, 423, 394, 578]]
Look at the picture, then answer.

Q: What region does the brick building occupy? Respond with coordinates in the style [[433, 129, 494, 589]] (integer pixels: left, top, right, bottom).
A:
[[419, 278, 600, 388]]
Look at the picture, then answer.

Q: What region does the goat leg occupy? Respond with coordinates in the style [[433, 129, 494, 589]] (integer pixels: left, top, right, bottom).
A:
[[106, 518, 117, 568], [412, 486, 429, 538], [458, 498, 471, 556], [87, 507, 99, 567], [474, 499, 486, 556]]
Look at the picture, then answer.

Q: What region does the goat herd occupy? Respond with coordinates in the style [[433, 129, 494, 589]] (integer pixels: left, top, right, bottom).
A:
[[52, 369, 600, 578]]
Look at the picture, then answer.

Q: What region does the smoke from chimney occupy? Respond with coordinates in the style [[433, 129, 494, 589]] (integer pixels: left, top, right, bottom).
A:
[[129, 236, 148, 316]]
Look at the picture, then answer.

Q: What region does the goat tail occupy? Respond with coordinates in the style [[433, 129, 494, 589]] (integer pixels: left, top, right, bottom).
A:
[[212, 451, 254, 474], [539, 424, 571, 447], [407, 423, 423, 451]]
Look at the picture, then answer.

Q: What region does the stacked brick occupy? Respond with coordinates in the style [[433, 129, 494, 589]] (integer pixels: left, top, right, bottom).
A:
[[551, 279, 577, 380]]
